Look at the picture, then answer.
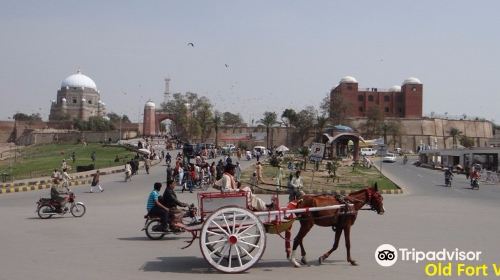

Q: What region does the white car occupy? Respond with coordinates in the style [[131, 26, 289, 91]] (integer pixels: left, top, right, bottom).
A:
[[383, 153, 397, 163], [360, 148, 377, 156]]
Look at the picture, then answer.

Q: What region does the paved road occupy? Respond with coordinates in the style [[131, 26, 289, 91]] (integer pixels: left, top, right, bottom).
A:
[[1, 156, 499, 279]]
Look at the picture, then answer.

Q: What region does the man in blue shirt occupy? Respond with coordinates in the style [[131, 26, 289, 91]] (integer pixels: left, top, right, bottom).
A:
[[147, 182, 170, 231]]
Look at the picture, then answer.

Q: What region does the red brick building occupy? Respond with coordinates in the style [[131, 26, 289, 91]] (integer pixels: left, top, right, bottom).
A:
[[330, 76, 423, 118]]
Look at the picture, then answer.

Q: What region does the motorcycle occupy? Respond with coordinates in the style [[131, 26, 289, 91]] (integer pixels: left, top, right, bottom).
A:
[[124, 170, 132, 182], [445, 176, 452, 187], [471, 178, 479, 190], [36, 191, 86, 219], [142, 204, 199, 240]]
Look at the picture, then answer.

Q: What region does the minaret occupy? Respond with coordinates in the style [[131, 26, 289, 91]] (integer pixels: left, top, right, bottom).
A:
[[164, 78, 171, 104]]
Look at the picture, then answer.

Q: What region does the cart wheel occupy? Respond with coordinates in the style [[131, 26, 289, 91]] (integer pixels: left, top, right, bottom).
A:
[[200, 207, 266, 273]]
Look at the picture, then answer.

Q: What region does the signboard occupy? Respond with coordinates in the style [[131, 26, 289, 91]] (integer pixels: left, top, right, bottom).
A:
[[310, 142, 325, 162]]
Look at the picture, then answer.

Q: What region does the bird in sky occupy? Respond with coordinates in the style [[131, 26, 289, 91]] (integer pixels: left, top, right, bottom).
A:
[[187, 42, 194, 47], [225, 64, 229, 68]]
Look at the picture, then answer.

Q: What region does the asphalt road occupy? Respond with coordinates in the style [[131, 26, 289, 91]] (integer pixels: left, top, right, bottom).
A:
[[1, 156, 499, 280]]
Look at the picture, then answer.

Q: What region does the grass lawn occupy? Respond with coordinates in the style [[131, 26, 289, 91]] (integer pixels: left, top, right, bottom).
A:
[[240, 160, 399, 192], [0, 143, 136, 180]]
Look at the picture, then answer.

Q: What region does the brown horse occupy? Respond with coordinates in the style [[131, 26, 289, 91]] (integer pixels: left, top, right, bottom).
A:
[[288, 184, 385, 267]]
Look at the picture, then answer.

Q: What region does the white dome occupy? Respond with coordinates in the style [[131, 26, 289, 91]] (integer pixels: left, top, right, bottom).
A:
[[145, 100, 156, 108], [61, 71, 97, 90], [339, 76, 358, 83], [402, 77, 422, 85], [388, 85, 401, 92]]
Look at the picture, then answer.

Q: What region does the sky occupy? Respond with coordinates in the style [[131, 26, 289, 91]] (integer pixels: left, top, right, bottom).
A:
[[1, 0, 500, 124]]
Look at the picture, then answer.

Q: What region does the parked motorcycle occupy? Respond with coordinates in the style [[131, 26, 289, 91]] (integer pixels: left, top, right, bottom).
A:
[[36, 191, 86, 219], [142, 204, 199, 240]]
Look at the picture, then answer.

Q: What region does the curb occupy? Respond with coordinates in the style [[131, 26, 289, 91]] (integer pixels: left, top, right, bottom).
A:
[[253, 188, 403, 195], [0, 159, 161, 195], [0, 169, 125, 195]]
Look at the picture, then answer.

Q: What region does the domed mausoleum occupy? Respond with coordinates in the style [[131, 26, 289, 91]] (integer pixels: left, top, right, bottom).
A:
[[49, 70, 106, 121]]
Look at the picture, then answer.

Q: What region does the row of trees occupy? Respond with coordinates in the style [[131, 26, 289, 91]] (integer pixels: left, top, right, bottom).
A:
[[160, 92, 245, 143]]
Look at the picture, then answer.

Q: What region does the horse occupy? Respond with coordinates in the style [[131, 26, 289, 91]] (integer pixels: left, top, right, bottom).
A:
[[287, 184, 385, 267]]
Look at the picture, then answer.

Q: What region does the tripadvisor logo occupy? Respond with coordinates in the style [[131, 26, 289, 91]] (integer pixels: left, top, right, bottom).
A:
[[375, 244, 483, 268], [375, 244, 398, 267]]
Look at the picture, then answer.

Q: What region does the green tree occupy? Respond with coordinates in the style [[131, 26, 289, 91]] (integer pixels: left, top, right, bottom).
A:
[[449, 127, 462, 148], [460, 135, 475, 148], [222, 112, 244, 128], [388, 120, 402, 150], [258, 111, 278, 148], [315, 115, 329, 142], [281, 108, 297, 147], [107, 113, 131, 124], [298, 146, 310, 170], [327, 92, 350, 125], [360, 107, 384, 139], [294, 107, 316, 146], [196, 102, 213, 142], [212, 111, 223, 147], [13, 112, 42, 121], [74, 116, 114, 131], [160, 92, 214, 141]]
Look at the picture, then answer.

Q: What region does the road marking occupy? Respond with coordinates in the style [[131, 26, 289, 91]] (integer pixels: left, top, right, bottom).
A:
[[417, 174, 423, 178]]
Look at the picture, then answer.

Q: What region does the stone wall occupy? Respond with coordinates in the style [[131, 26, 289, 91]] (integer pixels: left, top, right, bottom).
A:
[[16, 130, 122, 146], [348, 117, 493, 152]]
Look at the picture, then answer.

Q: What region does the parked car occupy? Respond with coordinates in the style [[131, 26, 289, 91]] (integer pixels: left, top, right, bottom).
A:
[[253, 146, 267, 157], [221, 144, 236, 155], [383, 153, 397, 163], [360, 148, 377, 156]]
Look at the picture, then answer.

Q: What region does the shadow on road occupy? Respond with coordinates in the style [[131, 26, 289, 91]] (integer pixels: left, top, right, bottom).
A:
[[140, 256, 214, 274], [140, 256, 318, 274], [117, 236, 189, 242]]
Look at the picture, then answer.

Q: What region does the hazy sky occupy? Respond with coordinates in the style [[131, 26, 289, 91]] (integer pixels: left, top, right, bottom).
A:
[[1, 0, 499, 124]]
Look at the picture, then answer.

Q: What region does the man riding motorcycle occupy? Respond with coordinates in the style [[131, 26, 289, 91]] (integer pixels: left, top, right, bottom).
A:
[[50, 183, 69, 212], [146, 182, 170, 232], [162, 179, 189, 231]]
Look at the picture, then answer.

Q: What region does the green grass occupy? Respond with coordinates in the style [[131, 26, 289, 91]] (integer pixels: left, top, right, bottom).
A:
[[0, 143, 136, 180], [240, 161, 399, 191]]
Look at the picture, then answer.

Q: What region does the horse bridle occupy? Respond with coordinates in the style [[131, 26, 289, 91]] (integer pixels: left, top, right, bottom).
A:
[[345, 189, 379, 212]]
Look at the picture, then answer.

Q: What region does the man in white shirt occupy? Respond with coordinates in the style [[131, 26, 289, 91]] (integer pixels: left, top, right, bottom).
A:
[[215, 165, 272, 211]]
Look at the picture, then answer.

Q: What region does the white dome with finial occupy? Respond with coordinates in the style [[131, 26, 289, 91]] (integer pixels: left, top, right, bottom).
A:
[[402, 77, 422, 85], [388, 85, 401, 92], [339, 76, 358, 83], [145, 100, 156, 108], [61, 70, 97, 90]]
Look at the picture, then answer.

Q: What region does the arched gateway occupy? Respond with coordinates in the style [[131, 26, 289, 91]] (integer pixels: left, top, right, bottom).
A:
[[143, 100, 175, 136], [322, 125, 365, 161]]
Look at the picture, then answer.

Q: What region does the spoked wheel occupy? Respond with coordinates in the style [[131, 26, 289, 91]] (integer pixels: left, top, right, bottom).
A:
[[145, 219, 166, 240], [200, 207, 266, 273], [37, 205, 54, 219], [70, 203, 86, 217]]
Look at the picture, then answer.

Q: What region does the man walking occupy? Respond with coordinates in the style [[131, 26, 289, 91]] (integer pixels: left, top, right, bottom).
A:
[[90, 170, 103, 193]]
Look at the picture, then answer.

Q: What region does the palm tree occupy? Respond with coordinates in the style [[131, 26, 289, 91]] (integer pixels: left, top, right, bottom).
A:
[[315, 115, 329, 142], [449, 127, 462, 148], [258, 112, 277, 148], [212, 111, 223, 147], [281, 109, 297, 147]]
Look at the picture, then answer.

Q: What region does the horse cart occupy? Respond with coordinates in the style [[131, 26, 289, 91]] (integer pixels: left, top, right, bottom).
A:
[[174, 191, 352, 273]]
